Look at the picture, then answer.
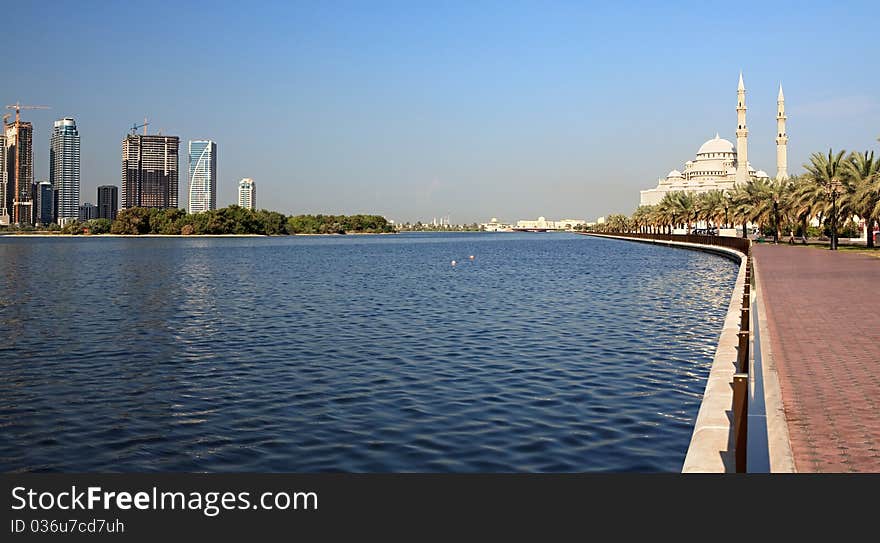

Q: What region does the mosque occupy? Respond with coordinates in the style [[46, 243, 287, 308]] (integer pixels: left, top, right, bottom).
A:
[[639, 73, 788, 206]]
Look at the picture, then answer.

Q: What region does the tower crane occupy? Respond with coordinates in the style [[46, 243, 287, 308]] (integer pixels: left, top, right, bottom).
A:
[[130, 117, 150, 135], [5, 102, 50, 124]]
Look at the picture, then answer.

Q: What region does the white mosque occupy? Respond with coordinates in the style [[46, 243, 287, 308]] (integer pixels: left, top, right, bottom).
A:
[[639, 73, 789, 206]]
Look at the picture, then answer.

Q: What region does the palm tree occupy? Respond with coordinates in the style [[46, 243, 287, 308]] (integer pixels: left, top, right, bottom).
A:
[[695, 190, 727, 230], [843, 150, 880, 248], [631, 205, 654, 234], [657, 193, 679, 234], [671, 191, 697, 233], [789, 174, 825, 240], [730, 183, 753, 238], [804, 149, 848, 250], [746, 178, 791, 243]]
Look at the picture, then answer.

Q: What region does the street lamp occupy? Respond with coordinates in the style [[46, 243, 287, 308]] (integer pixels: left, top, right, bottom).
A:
[[773, 194, 780, 244], [724, 193, 731, 230], [825, 179, 843, 251]]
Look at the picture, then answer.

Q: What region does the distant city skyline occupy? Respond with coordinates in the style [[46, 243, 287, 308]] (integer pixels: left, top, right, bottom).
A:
[[3, 2, 879, 223]]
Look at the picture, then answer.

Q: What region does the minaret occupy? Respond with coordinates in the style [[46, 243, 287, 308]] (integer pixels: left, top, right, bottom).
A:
[[776, 84, 789, 180], [735, 72, 750, 184]]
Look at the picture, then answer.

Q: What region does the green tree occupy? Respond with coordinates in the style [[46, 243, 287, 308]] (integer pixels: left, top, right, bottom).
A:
[[87, 218, 112, 234], [804, 149, 849, 250], [111, 207, 153, 234], [843, 150, 880, 248]]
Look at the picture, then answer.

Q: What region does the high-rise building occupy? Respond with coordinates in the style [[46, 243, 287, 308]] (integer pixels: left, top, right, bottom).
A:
[[78, 202, 98, 221], [187, 140, 217, 214], [50, 118, 81, 226], [97, 185, 118, 220], [5, 120, 34, 225], [35, 181, 54, 225], [238, 178, 256, 210], [0, 134, 8, 225], [122, 134, 180, 209]]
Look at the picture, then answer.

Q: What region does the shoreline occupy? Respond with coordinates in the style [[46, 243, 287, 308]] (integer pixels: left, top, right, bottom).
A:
[[0, 232, 398, 238]]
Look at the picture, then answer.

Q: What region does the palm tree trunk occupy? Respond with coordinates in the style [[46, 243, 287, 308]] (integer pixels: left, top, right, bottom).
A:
[[868, 218, 875, 249]]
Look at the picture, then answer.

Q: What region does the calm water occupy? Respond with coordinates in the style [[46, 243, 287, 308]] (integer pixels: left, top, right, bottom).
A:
[[0, 233, 735, 472]]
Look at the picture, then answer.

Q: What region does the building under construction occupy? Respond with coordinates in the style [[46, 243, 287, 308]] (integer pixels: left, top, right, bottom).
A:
[[5, 120, 34, 225], [0, 133, 7, 225], [122, 133, 180, 210]]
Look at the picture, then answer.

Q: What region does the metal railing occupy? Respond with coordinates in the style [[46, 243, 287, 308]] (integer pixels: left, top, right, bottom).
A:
[[585, 232, 753, 472], [733, 251, 752, 472], [586, 231, 751, 254]]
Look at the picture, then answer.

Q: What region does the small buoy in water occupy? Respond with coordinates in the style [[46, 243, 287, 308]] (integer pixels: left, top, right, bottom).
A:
[[451, 260, 457, 266], [469, 255, 475, 260]]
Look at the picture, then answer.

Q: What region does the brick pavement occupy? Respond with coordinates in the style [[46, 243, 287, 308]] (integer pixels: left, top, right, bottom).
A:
[[753, 244, 880, 472]]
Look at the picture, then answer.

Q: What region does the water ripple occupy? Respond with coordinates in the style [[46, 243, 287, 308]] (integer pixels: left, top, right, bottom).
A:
[[0, 233, 735, 472]]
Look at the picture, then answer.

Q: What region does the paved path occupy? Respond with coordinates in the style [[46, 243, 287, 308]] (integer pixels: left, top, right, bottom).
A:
[[753, 244, 880, 472]]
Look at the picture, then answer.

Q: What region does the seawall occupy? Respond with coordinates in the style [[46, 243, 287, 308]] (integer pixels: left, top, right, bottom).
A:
[[581, 233, 793, 472]]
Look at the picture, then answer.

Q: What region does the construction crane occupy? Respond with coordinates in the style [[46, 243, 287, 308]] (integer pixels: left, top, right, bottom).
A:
[[5, 102, 50, 124], [130, 117, 150, 135]]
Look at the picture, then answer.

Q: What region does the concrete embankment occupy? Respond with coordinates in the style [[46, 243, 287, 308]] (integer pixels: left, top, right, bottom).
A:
[[581, 233, 793, 473]]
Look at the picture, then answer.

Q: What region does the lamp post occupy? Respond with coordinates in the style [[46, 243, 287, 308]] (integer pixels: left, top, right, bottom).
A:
[[724, 193, 730, 230], [773, 194, 780, 244], [826, 179, 842, 251]]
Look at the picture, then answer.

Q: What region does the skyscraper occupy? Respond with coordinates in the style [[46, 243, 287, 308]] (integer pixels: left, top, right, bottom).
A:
[[50, 117, 81, 226], [5, 120, 34, 225], [238, 178, 256, 210], [187, 140, 217, 214], [35, 181, 54, 225], [122, 134, 180, 209], [97, 185, 118, 220], [0, 134, 8, 225]]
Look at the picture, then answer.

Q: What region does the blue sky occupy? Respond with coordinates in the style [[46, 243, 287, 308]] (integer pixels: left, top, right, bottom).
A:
[[5, 1, 879, 223]]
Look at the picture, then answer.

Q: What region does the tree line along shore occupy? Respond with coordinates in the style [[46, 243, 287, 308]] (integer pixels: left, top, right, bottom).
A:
[[596, 147, 880, 248], [1, 206, 395, 236]]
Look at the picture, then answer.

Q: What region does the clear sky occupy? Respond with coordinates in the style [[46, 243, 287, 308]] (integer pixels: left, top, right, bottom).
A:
[[4, 1, 879, 223]]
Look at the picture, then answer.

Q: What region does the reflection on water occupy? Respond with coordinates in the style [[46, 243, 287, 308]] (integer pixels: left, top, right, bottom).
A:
[[0, 233, 735, 472]]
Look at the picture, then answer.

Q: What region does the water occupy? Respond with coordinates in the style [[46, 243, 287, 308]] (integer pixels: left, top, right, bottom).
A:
[[0, 233, 736, 472]]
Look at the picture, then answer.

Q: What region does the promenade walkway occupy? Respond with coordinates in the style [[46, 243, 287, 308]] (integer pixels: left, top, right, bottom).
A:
[[753, 244, 880, 472]]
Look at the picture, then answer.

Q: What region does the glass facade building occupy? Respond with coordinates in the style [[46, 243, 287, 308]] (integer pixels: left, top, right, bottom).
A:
[[78, 202, 98, 221], [36, 181, 54, 225], [187, 140, 217, 214], [97, 185, 118, 220], [50, 118, 80, 226]]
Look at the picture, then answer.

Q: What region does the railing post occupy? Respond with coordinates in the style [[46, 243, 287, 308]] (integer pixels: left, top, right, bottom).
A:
[[740, 307, 750, 332], [737, 331, 749, 373], [733, 373, 748, 472]]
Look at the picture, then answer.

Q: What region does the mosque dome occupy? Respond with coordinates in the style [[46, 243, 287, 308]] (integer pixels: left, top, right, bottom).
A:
[[755, 170, 770, 179], [697, 134, 735, 155], [667, 169, 683, 178]]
